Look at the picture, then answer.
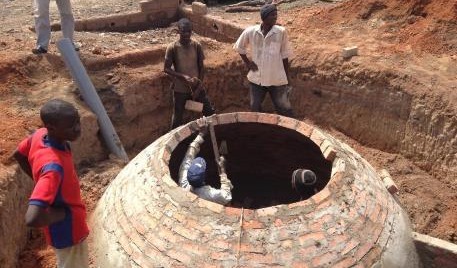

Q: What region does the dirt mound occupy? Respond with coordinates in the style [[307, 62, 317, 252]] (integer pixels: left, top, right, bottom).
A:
[[307, 0, 457, 54], [331, 0, 456, 21]]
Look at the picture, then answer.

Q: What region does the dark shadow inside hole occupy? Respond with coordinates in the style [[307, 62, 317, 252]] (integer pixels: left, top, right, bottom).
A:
[[169, 122, 332, 209]]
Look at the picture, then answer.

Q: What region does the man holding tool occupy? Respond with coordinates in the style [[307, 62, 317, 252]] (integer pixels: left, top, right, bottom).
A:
[[164, 18, 215, 130]]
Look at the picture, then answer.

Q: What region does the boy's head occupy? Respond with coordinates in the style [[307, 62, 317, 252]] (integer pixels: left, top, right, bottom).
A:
[[188, 157, 206, 187], [260, 4, 277, 26], [177, 18, 192, 45], [291, 169, 317, 193], [40, 99, 81, 142]]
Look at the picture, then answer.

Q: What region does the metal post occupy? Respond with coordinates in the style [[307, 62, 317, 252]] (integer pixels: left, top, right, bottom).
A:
[[57, 38, 129, 163]]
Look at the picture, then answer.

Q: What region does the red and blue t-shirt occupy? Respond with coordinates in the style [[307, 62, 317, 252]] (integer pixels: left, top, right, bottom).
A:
[[17, 128, 89, 249]]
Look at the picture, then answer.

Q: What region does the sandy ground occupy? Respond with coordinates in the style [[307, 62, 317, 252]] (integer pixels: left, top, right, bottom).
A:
[[0, 0, 456, 267]]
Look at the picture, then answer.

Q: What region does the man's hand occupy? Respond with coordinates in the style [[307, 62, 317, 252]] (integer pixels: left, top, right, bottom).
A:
[[217, 156, 226, 172], [246, 60, 258, 71], [196, 116, 209, 134]]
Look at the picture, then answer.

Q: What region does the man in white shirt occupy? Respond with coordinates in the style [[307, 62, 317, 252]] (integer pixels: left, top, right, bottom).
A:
[[178, 118, 233, 205], [234, 4, 294, 117]]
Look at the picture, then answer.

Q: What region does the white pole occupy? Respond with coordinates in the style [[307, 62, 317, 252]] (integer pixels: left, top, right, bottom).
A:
[[57, 38, 129, 163]]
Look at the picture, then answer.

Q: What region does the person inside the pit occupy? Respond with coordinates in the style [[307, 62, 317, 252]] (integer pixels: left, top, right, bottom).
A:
[[233, 4, 294, 117], [32, 0, 79, 54], [291, 169, 318, 200], [13, 99, 89, 268], [164, 18, 215, 130], [178, 117, 234, 205]]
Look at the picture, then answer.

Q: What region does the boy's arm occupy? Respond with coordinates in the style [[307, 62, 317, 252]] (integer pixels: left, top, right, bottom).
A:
[[13, 150, 33, 179], [25, 205, 65, 227]]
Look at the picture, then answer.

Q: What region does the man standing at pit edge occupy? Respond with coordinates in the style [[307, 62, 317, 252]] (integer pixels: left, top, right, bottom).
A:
[[234, 4, 294, 117], [32, 0, 77, 54]]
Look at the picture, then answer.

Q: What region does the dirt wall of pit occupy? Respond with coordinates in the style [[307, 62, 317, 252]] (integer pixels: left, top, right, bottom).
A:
[[0, 166, 33, 268], [92, 46, 456, 183]]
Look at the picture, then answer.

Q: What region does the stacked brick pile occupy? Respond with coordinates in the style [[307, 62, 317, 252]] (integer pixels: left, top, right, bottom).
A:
[[92, 112, 419, 267]]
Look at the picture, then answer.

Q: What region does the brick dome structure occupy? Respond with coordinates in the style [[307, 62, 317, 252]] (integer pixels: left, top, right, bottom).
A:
[[92, 112, 419, 267]]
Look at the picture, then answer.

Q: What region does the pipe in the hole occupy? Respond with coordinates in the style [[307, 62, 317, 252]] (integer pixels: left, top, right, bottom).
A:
[[57, 38, 129, 163]]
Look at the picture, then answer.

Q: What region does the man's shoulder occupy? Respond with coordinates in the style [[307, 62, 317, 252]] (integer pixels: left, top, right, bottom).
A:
[[273, 25, 287, 33], [166, 40, 179, 50], [191, 39, 202, 46], [244, 25, 260, 33]]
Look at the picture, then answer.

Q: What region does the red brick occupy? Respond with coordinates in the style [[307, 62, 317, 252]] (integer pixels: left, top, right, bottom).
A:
[[182, 242, 208, 256], [299, 245, 319, 258], [278, 116, 299, 130], [299, 232, 326, 246], [257, 113, 279, 125], [311, 252, 338, 267], [242, 220, 264, 229], [211, 251, 233, 261], [131, 218, 148, 235], [354, 241, 374, 260], [239, 243, 266, 254], [167, 249, 192, 263], [237, 112, 259, 123], [341, 239, 360, 255], [352, 264, 366, 268], [274, 218, 284, 227], [225, 206, 243, 217], [117, 214, 129, 229], [281, 240, 294, 249], [174, 224, 200, 240], [368, 204, 381, 223], [329, 234, 349, 248], [310, 129, 326, 146], [172, 212, 186, 223], [198, 198, 224, 213], [361, 247, 381, 266], [202, 264, 219, 268], [242, 252, 274, 264], [145, 232, 168, 252], [333, 257, 356, 268], [131, 251, 153, 267], [211, 240, 232, 250], [256, 206, 278, 217], [312, 187, 331, 204], [292, 262, 310, 268], [295, 122, 313, 137], [288, 199, 314, 208], [309, 220, 325, 232], [176, 125, 192, 141], [158, 228, 178, 244], [216, 113, 238, 125], [316, 199, 333, 211], [118, 233, 133, 255], [129, 230, 147, 249]]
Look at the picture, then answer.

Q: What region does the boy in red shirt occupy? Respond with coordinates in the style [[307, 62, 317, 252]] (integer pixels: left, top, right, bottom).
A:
[[13, 99, 89, 268]]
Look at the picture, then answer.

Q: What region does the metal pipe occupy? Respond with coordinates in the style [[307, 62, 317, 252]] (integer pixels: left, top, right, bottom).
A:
[[57, 38, 129, 163]]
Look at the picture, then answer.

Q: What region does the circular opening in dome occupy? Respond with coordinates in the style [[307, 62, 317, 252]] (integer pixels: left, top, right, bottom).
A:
[[169, 122, 332, 209]]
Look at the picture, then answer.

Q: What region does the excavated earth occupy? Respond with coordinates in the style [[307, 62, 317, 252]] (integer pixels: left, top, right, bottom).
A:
[[0, 0, 456, 267]]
